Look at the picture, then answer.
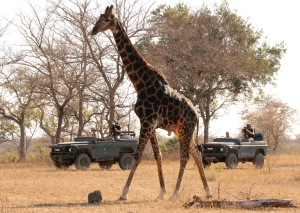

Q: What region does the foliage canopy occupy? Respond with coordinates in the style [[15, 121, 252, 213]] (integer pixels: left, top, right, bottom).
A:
[[138, 2, 286, 141]]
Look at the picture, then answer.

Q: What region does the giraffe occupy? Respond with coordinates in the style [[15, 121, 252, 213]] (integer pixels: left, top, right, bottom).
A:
[[91, 5, 212, 200]]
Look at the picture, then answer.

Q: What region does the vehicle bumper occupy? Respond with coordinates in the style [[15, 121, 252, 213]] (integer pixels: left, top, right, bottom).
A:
[[50, 153, 75, 163], [198, 144, 228, 158]]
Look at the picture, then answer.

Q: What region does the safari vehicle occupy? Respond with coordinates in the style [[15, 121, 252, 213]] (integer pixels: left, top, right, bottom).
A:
[[198, 133, 268, 169], [49, 131, 138, 171]]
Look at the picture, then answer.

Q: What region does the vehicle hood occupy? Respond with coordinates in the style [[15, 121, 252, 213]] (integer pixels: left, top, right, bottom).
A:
[[204, 142, 238, 146], [52, 141, 94, 146]]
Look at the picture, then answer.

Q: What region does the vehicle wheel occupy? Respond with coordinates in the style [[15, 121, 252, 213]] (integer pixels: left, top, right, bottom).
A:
[[253, 153, 264, 169], [98, 161, 113, 170], [225, 153, 238, 169], [12, 157, 20, 163], [118, 153, 133, 170], [75, 153, 91, 170], [202, 159, 211, 168], [54, 161, 70, 170]]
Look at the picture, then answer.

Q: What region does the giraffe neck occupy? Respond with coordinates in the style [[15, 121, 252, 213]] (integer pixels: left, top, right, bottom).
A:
[[111, 19, 168, 91]]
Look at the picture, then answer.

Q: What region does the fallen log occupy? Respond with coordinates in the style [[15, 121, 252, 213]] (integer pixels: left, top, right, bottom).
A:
[[183, 195, 297, 209]]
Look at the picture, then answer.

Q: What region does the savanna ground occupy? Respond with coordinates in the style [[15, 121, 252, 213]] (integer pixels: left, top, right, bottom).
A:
[[1, 153, 300, 213]]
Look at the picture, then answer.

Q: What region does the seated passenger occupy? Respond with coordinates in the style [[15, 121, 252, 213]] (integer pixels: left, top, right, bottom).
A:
[[90, 128, 97, 137], [226, 131, 231, 138]]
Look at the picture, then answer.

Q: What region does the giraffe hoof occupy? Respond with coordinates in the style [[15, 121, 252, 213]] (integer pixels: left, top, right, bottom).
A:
[[205, 194, 213, 199], [156, 195, 165, 200], [117, 196, 128, 201], [170, 193, 179, 200]]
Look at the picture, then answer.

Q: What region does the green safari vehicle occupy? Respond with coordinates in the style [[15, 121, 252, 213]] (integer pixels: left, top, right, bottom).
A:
[[49, 131, 138, 170], [199, 133, 268, 169]]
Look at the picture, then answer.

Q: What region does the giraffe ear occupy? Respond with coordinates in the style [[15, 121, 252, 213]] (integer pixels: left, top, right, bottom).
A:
[[104, 6, 110, 16]]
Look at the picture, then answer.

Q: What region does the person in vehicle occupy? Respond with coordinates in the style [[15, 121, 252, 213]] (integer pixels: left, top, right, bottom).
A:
[[226, 132, 230, 138], [111, 120, 122, 138], [242, 124, 254, 138], [91, 128, 97, 137]]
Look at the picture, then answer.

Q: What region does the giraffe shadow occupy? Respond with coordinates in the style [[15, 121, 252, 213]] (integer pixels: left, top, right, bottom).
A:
[[11, 200, 152, 209]]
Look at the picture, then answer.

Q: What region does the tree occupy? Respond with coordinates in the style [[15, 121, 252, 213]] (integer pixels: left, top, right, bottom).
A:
[[0, 67, 39, 160], [48, 0, 152, 137], [242, 96, 298, 154], [138, 2, 286, 142], [15, 1, 86, 144], [11, 0, 153, 143], [0, 17, 12, 67], [0, 119, 18, 146]]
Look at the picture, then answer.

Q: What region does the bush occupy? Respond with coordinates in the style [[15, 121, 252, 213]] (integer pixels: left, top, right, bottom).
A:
[[159, 136, 179, 155], [3, 151, 19, 163], [0, 143, 51, 164], [27, 143, 51, 165]]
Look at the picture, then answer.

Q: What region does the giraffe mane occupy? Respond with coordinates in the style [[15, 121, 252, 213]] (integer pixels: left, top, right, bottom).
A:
[[115, 18, 169, 85]]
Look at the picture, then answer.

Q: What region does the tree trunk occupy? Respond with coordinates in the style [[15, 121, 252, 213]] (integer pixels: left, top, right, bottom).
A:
[[77, 87, 84, 136], [203, 120, 209, 143], [109, 92, 115, 128], [55, 107, 64, 144], [19, 121, 26, 161], [272, 137, 279, 153]]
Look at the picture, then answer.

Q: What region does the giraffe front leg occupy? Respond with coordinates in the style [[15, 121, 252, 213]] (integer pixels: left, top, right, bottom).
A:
[[170, 138, 189, 200], [170, 155, 188, 200], [150, 134, 166, 199], [118, 165, 137, 200], [190, 143, 213, 199], [118, 128, 148, 201]]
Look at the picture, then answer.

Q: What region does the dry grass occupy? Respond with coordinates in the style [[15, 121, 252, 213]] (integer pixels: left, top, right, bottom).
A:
[[0, 154, 300, 213]]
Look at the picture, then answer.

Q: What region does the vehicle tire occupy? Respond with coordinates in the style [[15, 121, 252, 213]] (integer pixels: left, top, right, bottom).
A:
[[118, 153, 134, 170], [253, 153, 264, 169], [98, 161, 113, 170], [225, 152, 238, 169], [202, 159, 211, 168], [54, 161, 70, 170], [12, 157, 20, 163], [75, 153, 91, 170]]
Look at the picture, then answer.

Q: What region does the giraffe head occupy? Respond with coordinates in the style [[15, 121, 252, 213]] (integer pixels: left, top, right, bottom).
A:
[[91, 5, 116, 35]]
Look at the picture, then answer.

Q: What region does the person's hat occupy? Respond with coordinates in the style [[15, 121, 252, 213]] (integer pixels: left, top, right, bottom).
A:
[[114, 120, 118, 123], [226, 132, 229, 134]]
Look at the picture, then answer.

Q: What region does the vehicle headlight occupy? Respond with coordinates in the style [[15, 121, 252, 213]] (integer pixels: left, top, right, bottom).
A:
[[220, 148, 223, 152]]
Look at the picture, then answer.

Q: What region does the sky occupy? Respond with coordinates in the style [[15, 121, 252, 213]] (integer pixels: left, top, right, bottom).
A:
[[1, 0, 299, 138]]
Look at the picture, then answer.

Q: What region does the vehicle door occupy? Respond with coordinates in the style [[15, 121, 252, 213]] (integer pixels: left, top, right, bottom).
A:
[[93, 141, 113, 159], [239, 145, 252, 158]]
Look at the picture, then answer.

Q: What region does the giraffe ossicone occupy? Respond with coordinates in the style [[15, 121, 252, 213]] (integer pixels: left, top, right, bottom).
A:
[[91, 5, 212, 200]]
